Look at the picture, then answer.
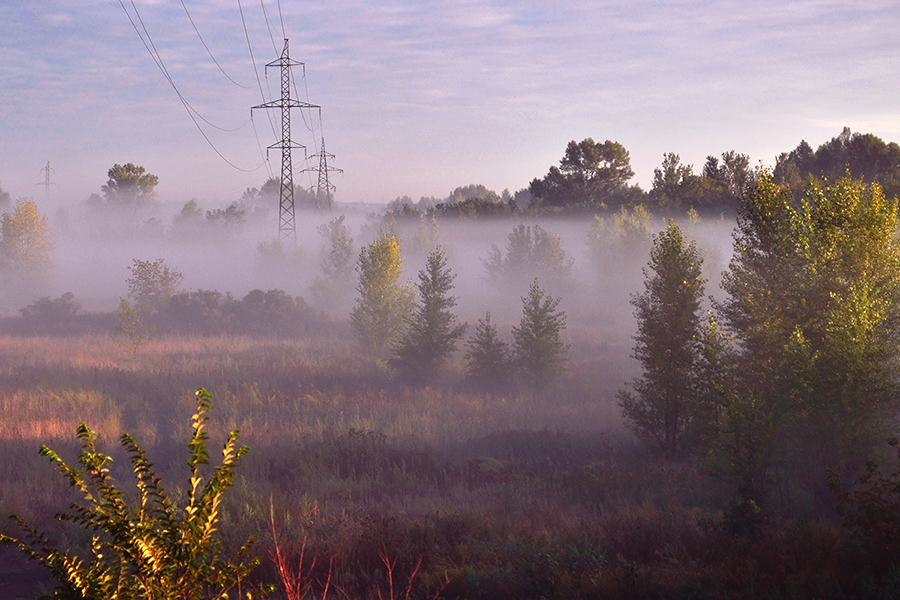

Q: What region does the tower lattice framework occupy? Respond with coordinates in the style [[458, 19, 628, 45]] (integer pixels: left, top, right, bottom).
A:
[[252, 39, 318, 241], [310, 138, 342, 210]]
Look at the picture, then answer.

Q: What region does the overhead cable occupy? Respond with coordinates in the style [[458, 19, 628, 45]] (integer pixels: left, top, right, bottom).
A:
[[118, 0, 265, 172], [180, 0, 253, 89]]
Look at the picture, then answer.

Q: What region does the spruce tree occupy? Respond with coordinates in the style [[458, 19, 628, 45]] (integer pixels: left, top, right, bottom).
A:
[[464, 312, 512, 394], [391, 246, 466, 383], [512, 279, 568, 390]]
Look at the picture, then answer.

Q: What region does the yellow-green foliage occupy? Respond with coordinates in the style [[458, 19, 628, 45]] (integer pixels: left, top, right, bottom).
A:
[[0, 389, 263, 600], [0, 198, 54, 279], [350, 234, 415, 358]]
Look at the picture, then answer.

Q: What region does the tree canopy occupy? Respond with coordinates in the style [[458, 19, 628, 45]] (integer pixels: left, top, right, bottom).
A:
[[529, 138, 634, 208], [101, 163, 159, 207], [774, 127, 900, 198]]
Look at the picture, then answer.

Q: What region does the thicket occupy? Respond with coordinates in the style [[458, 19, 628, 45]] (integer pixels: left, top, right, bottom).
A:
[[0, 288, 325, 339], [620, 173, 900, 533]]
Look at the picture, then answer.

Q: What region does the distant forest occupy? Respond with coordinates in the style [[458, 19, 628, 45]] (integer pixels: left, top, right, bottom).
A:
[[385, 127, 900, 218]]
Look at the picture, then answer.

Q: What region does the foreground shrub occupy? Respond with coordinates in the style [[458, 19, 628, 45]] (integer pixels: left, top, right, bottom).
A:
[[0, 388, 264, 600]]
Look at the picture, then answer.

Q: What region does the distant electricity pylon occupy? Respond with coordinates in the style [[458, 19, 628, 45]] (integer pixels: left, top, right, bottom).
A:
[[252, 39, 318, 242], [37, 161, 56, 202], [306, 138, 343, 210]]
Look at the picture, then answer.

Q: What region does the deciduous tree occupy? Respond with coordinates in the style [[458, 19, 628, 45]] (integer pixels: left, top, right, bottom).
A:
[[0, 180, 10, 209], [350, 235, 415, 358], [483, 224, 573, 288], [618, 220, 707, 456], [718, 172, 900, 508], [127, 258, 184, 318], [0, 198, 54, 284], [311, 215, 355, 310], [529, 138, 634, 208], [101, 163, 159, 207]]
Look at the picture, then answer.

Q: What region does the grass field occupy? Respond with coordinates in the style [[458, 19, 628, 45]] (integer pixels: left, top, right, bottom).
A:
[[0, 329, 889, 599]]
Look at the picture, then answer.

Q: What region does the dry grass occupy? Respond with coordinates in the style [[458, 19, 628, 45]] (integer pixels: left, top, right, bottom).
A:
[[0, 332, 880, 599]]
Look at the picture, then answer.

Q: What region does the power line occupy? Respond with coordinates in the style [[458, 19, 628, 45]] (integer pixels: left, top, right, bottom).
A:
[[238, 0, 279, 142], [180, 0, 253, 89], [127, 0, 246, 132], [276, 0, 286, 39], [259, 0, 279, 54], [118, 0, 265, 172], [251, 114, 274, 180]]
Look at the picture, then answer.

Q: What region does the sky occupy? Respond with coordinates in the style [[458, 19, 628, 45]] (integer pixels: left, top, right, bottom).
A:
[[2, 1, 900, 208]]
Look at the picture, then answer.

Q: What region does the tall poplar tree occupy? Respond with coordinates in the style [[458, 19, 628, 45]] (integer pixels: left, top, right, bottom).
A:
[[718, 173, 900, 507], [350, 235, 415, 358], [618, 220, 707, 456]]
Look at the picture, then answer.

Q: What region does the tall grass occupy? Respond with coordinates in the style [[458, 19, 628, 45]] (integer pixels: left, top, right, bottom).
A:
[[0, 332, 882, 599]]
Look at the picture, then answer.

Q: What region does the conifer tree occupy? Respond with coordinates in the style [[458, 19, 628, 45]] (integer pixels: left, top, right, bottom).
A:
[[512, 279, 568, 390], [391, 246, 466, 383], [464, 311, 512, 394]]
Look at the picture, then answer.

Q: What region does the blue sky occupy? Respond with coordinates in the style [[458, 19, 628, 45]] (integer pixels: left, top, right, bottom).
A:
[[2, 1, 900, 207]]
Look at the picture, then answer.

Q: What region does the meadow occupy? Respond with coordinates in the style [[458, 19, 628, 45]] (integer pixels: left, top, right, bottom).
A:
[[0, 327, 881, 600]]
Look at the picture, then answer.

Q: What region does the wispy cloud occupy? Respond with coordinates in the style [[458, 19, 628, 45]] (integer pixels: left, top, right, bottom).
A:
[[1, 0, 900, 202]]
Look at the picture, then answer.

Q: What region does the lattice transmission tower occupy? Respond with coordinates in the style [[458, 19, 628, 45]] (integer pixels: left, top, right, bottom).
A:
[[37, 161, 56, 202], [306, 138, 342, 210], [252, 39, 318, 241]]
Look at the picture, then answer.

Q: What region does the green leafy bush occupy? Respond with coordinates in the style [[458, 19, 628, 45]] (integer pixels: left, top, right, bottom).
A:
[[0, 388, 264, 600]]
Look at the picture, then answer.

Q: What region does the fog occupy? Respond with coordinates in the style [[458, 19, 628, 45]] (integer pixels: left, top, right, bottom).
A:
[[12, 194, 738, 363]]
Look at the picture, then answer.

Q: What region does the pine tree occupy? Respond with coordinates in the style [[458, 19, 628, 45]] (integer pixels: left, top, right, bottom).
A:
[[391, 246, 466, 383], [617, 220, 706, 456], [464, 312, 512, 394], [512, 279, 568, 390], [350, 235, 415, 358]]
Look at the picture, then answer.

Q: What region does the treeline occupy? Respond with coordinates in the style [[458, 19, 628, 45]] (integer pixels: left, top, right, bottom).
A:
[[384, 127, 900, 218]]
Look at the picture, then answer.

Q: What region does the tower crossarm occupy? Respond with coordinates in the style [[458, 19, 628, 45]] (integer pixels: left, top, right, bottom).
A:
[[249, 38, 318, 241]]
